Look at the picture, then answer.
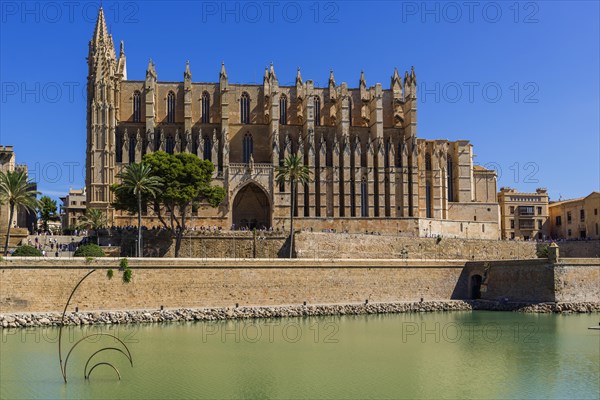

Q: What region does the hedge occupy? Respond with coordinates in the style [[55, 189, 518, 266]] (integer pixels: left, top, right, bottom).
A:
[[74, 244, 106, 257], [12, 245, 43, 257]]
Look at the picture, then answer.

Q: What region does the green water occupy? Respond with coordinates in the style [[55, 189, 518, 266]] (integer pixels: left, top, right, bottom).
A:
[[1, 312, 599, 399]]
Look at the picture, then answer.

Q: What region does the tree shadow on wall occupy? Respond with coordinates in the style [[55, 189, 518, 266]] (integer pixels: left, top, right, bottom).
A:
[[277, 235, 294, 258], [116, 229, 173, 257]]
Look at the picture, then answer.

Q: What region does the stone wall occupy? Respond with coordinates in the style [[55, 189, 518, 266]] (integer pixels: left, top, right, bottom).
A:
[[162, 233, 288, 259], [464, 260, 555, 302], [1, 257, 598, 314], [0, 228, 29, 252], [294, 232, 538, 260], [137, 231, 597, 260], [554, 259, 600, 302], [0, 258, 468, 313], [463, 258, 600, 303], [556, 240, 600, 258], [99, 230, 288, 258], [272, 217, 500, 239]]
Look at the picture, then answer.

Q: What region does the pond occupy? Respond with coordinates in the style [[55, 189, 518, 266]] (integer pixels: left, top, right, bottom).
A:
[[1, 311, 598, 399]]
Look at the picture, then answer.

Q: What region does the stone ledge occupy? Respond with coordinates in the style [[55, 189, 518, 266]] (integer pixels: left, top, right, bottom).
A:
[[0, 258, 471, 269], [2, 301, 598, 329]]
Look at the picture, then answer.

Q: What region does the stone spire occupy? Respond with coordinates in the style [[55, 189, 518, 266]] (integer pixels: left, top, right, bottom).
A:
[[359, 70, 368, 102], [329, 69, 337, 102], [220, 62, 228, 93], [116, 40, 127, 80], [391, 67, 401, 89], [295, 67, 304, 99], [263, 66, 271, 95], [146, 59, 157, 80], [220, 62, 228, 79], [359, 70, 366, 88], [391, 67, 404, 126], [91, 6, 109, 47], [269, 62, 277, 81], [88, 6, 116, 80], [410, 66, 417, 85], [184, 60, 192, 80]]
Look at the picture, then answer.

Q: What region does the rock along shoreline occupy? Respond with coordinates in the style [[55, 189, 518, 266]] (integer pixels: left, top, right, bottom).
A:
[[1, 300, 599, 329]]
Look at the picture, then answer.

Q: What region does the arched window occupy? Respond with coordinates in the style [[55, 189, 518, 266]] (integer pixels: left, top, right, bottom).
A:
[[425, 152, 432, 171], [116, 133, 123, 163], [360, 177, 368, 217], [240, 92, 250, 124], [167, 91, 175, 123], [314, 96, 321, 126], [243, 132, 253, 163], [129, 135, 136, 163], [279, 159, 285, 193], [279, 95, 287, 125], [396, 142, 403, 168], [192, 134, 199, 155], [384, 139, 391, 169], [203, 136, 212, 161], [426, 182, 432, 218], [348, 97, 352, 126], [133, 91, 141, 122], [201, 91, 210, 124], [154, 131, 161, 152], [166, 135, 175, 154], [447, 155, 454, 202]]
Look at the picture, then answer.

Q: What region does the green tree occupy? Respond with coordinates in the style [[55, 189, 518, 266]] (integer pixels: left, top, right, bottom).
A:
[[0, 169, 39, 256], [275, 154, 311, 258], [77, 208, 107, 245], [38, 195, 58, 232], [113, 152, 225, 257], [74, 243, 106, 257], [114, 163, 163, 257]]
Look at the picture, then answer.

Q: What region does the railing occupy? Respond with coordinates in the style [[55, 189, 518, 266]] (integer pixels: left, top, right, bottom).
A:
[[518, 220, 535, 230], [229, 163, 273, 175], [518, 206, 535, 216]]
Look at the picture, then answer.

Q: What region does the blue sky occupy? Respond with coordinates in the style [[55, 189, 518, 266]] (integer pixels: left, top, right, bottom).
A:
[[1, 1, 598, 202]]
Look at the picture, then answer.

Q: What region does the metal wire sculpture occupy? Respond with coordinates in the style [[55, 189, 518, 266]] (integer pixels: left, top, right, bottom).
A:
[[58, 269, 134, 383]]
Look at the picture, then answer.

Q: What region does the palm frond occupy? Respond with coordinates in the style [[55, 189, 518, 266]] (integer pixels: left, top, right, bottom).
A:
[[0, 169, 39, 212]]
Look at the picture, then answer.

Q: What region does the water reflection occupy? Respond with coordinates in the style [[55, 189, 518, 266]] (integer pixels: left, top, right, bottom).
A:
[[1, 312, 598, 400]]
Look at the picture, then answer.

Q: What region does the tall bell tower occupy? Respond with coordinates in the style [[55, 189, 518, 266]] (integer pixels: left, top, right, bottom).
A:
[[86, 7, 124, 221]]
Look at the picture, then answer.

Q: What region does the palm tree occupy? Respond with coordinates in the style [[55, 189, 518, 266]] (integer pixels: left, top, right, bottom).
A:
[[78, 208, 107, 245], [115, 163, 163, 257], [0, 169, 39, 256], [275, 154, 311, 258]]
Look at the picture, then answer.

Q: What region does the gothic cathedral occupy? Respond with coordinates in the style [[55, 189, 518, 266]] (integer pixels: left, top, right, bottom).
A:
[[86, 8, 500, 238]]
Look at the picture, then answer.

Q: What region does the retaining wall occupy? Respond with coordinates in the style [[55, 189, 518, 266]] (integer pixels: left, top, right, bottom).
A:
[[1, 257, 598, 314]]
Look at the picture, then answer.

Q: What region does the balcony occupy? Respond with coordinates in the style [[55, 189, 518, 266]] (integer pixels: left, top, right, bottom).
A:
[[518, 220, 535, 230], [518, 206, 535, 216]]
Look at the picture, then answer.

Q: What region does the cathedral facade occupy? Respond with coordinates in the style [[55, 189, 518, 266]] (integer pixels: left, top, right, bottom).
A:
[[86, 8, 500, 238]]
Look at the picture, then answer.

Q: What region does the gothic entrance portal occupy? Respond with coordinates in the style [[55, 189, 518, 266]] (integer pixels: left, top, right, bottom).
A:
[[232, 183, 271, 230]]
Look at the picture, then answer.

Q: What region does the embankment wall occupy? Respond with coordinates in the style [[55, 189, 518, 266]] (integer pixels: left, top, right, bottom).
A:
[[1, 257, 598, 314]]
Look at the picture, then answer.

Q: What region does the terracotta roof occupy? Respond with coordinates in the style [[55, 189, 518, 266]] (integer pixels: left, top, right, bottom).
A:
[[549, 198, 583, 207], [473, 165, 494, 173]]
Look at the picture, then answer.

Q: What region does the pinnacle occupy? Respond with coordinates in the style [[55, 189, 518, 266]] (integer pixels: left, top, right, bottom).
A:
[[92, 6, 109, 46], [220, 62, 228, 79]]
